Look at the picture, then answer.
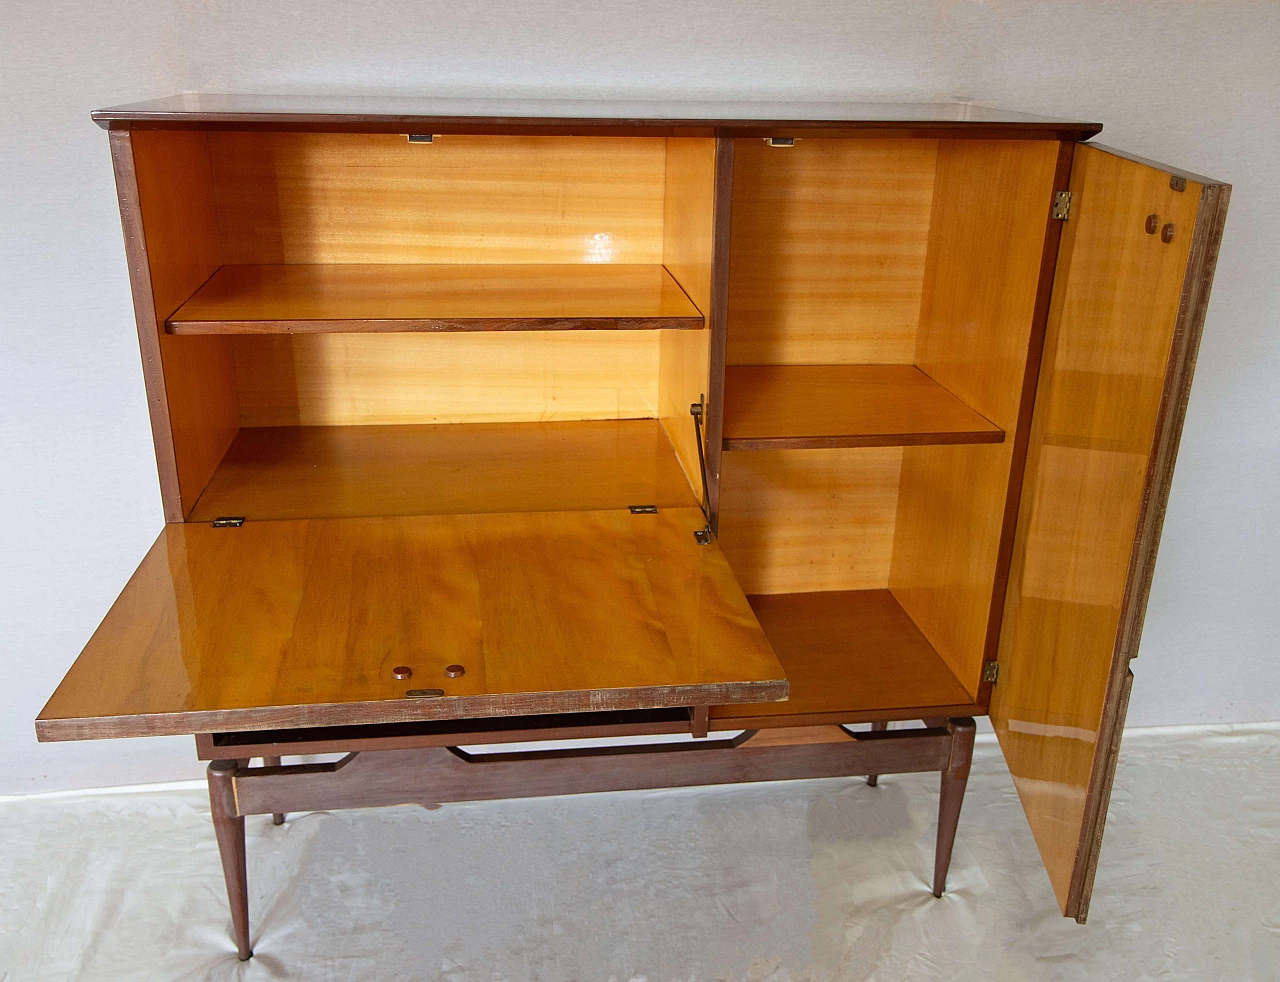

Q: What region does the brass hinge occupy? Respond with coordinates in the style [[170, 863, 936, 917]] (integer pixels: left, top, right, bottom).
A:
[[982, 662, 1000, 684], [628, 505, 658, 515], [211, 516, 245, 528], [1051, 190, 1072, 220]]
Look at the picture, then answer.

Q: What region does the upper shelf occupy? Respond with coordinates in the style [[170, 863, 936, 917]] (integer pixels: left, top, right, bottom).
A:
[[722, 364, 1004, 451], [166, 264, 705, 335]]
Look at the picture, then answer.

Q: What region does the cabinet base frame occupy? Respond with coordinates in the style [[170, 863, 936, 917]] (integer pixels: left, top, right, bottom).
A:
[[207, 718, 976, 960]]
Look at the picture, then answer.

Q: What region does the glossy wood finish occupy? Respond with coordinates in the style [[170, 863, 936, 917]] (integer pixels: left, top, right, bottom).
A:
[[703, 137, 736, 530], [727, 139, 937, 366], [722, 364, 1004, 450], [232, 331, 662, 427], [168, 263, 703, 334], [36, 507, 786, 741], [933, 718, 977, 896], [658, 138, 718, 490], [92, 94, 1103, 141], [991, 144, 1228, 920], [712, 591, 976, 725], [207, 760, 252, 959], [120, 129, 240, 520], [718, 448, 901, 595], [208, 132, 667, 265], [188, 419, 699, 522], [890, 140, 1060, 696]]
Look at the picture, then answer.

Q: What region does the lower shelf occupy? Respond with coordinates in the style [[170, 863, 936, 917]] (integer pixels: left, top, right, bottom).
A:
[[188, 418, 700, 522], [711, 589, 980, 726]]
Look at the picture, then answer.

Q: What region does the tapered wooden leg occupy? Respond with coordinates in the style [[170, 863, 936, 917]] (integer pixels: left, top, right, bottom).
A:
[[262, 757, 285, 824], [208, 760, 252, 960], [933, 717, 976, 898], [865, 721, 889, 786]]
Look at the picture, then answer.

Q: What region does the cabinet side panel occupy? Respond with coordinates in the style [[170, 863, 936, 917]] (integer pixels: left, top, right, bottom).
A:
[[727, 138, 937, 365], [659, 138, 716, 494], [234, 333, 661, 426], [991, 143, 1225, 917], [719, 448, 901, 595], [207, 132, 667, 264], [891, 140, 1059, 695], [130, 129, 238, 517]]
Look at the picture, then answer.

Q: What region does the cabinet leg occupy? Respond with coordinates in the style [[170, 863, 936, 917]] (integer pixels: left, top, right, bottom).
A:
[[262, 757, 285, 824], [933, 718, 976, 898], [208, 760, 252, 960], [865, 721, 889, 786]]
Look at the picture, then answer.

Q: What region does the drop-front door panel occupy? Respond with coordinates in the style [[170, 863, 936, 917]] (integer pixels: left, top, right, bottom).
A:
[[37, 507, 787, 741], [991, 143, 1229, 921]]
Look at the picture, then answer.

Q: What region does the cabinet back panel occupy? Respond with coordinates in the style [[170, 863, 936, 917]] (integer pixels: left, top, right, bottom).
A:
[[207, 132, 668, 264], [727, 139, 937, 365], [234, 332, 662, 426], [719, 448, 901, 595], [891, 140, 1060, 695]]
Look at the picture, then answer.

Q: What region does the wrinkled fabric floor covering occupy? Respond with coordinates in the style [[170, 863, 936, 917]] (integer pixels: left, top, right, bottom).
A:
[[2, 726, 1278, 981]]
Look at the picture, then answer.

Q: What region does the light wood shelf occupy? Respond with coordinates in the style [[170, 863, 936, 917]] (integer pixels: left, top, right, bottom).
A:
[[188, 419, 701, 522], [721, 364, 1004, 450], [711, 589, 979, 725], [166, 264, 705, 335]]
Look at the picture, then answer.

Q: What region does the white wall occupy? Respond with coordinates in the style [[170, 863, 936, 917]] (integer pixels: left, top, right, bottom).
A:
[[3, 1, 1277, 792]]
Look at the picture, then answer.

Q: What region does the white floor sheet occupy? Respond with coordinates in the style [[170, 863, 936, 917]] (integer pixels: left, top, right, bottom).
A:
[[2, 725, 1278, 981]]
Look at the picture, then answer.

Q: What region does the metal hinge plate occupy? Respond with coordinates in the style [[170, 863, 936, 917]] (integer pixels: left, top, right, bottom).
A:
[[628, 505, 658, 515], [1051, 190, 1072, 220], [982, 662, 1000, 684], [694, 527, 713, 546], [211, 516, 245, 528]]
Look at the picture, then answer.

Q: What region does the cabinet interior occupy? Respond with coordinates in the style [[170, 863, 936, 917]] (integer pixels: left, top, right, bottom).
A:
[[131, 128, 1060, 725]]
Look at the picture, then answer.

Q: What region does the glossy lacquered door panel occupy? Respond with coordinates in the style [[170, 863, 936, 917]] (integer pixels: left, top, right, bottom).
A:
[[991, 144, 1229, 920], [37, 508, 786, 740]]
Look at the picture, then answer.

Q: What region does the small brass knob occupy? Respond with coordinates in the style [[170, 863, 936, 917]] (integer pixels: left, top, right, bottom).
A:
[[445, 664, 466, 678], [392, 666, 412, 680]]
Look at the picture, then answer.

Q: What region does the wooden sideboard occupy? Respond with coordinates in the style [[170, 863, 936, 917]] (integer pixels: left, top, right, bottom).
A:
[[37, 94, 1229, 959]]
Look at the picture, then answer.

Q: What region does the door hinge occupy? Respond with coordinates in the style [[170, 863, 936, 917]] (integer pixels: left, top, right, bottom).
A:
[[628, 505, 658, 515], [982, 662, 1000, 684], [211, 516, 245, 528], [1051, 190, 1072, 220]]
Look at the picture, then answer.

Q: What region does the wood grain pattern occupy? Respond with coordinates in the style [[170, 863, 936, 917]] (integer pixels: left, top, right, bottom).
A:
[[167, 264, 703, 334], [726, 139, 937, 365], [36, 508, 786, 741], [658, 138, 718, 491], [207, 132, 667, 265], [233, 331, 662, 426], [126, 129, 240, 518], [188, 420, 699, 522], [92, 94, 1105, 140], [228, 727, 957, 818], [718, 447, 901, 595], [704, 137, 736, 530], [722, 364, 1004, 450], [890, 140, 1059, 696], [712, 590, 975, 723], [991, 144, 1224, 919]]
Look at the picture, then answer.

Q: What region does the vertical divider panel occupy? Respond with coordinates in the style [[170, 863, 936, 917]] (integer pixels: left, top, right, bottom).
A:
[[890, 140, 1060, 695], [118, 129, 239, 521], [704, 137, 736, 529], [659, 138, 717, 497]]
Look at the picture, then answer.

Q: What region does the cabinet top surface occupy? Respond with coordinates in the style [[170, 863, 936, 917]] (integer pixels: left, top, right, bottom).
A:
[[92, 93, 1102, 136]]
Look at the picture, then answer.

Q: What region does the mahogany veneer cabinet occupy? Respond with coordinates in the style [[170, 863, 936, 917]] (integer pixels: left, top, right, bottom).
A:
[[38, 95, 1230, 958]]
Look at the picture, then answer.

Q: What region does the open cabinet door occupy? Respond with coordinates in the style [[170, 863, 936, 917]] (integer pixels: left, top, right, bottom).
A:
[[991, 143, 1229, 921]]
